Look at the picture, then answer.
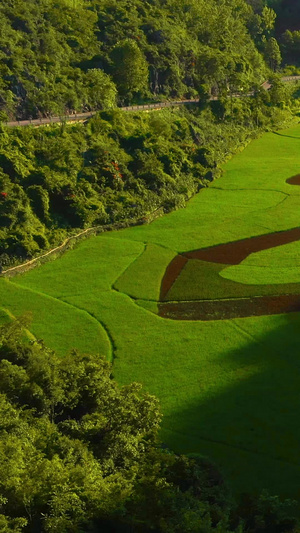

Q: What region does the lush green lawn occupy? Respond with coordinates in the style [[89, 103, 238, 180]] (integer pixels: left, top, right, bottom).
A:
[[2, 126, 300, 500], [114, 243, 176, 300], [165, 259, 300, 301], [221, 240, 300, 285]]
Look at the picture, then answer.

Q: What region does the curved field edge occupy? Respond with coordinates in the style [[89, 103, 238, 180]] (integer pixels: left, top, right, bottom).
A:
[[0, 278, 110, 358], [221, 240, 300, 285], [0, 306, 36, 341], [0, 307, 14, 326], [163, 259, 300, 302], [11, 235, 144, 297], [1, 126, 300, 499], [114, 243, 177, 301]]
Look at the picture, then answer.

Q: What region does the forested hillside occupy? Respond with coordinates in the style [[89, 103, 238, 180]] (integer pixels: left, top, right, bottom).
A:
[[0, 0, 269, 120], [1, 2, 300, 529], [1, 0, 300, 265], [248, 0, 300, 66], [1, 83, 297, 266]]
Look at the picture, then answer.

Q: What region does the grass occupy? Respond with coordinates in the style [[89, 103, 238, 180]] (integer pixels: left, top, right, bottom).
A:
[[0, 277, 111, 358], [221, 240, 300, 285], [2, 126, 300, 500], [0, 307, 14, 326], [165, 259, 300, 301], [114, 243, 176, 300]]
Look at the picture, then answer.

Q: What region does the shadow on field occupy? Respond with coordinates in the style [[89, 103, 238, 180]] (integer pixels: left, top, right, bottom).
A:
[[271, 131, 300, 140], [163, 313, 300, 500]]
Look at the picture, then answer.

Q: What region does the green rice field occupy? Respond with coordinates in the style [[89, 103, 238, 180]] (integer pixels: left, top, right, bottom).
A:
[[2, 125, 300, 500]]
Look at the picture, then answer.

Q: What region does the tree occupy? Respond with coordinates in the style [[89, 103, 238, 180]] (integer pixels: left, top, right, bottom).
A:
[[260, 6, 276, 36], [264, 37, 282, 71], [110, 39, 149, 100], [83, 69, 117, 110], [0, 320, 298, 531]]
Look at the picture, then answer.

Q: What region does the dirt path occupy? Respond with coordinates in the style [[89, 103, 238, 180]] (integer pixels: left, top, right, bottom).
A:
[[4, 99, 200, 127], [1, 227, 94, 277], [4, 77, 300, 128], [159, 294, 300, 321], [159, 174, 300, 320]]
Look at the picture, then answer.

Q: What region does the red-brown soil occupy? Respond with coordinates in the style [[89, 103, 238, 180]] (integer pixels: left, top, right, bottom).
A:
[[182, 227, 300, 265], [286, 174, 300, 185], [159, 294, 300, 321], [160, 255, 188, 300], [158, 174, 300, 320]]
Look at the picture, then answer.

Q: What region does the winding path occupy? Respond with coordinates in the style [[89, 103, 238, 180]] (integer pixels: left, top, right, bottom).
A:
[[4, 77, 300, 128], [4, 99, 200, 128]]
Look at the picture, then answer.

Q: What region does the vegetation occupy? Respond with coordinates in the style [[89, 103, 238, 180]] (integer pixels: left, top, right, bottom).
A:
[[0, 0, 269, 120], [2, 0, 300, 528], [221, 240, 300, 285], [2, 319, 299, 532], [1, 88, 298, 265], [1, 0, 299, 265], [248, 0, 300, 68], [164, 258, 300, 301], [2, 125, 300, 504]]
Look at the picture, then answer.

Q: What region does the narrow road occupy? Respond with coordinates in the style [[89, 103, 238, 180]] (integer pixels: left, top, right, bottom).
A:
[[4, 76, 300, 128], [4, 98, 201, 128]]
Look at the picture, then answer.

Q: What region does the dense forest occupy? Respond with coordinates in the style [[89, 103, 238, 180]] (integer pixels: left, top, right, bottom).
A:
[[0, 0, 269, 120], [1, 0, 300, 530], [1, 0, 300, 265], [0, 0, 296, 121], [0, 318, 299, 532], [248, 0, 300, 66]]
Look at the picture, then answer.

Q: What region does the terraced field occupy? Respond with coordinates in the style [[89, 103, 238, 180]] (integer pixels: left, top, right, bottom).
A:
[[2, 125, 300, 500]]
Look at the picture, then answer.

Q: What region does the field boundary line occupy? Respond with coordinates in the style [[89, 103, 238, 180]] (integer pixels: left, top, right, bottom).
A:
[[159, 292, 299, 303], [0, 306, 36, 341], [7, 279, 113, 361], [2, 227, 94, 276], [211, 186, 291, 196], [166, 427, 300, 467], [112, 242, 147, 293], [1, 208, 165, 278], [58, 296, 116, 363]]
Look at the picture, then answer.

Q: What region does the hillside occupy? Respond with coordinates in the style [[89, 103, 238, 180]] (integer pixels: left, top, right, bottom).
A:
[[1, 0, 300, 265], [2, 83, 298, 266], [2, 1, 300, 530], [1, 0, 296, 264], [0, 0, 267, 120]]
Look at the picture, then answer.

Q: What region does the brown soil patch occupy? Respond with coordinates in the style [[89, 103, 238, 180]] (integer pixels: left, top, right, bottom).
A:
[[286, 174, 300, 185], [159, 173, 300, 320], [182, 227, 300, 265], [159, 294, 300, 321], [160, 255, 188, 300]]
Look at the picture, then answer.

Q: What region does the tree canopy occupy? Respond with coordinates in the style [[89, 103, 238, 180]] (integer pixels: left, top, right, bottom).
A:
[[0, 318, 298, 532], [0, 0, 269, 120]]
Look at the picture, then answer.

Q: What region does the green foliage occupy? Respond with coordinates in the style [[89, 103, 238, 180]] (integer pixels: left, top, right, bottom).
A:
[[83, 69, 117, 110], [0, 0, 270, 119], [263, 37, 282, 71], [0, 315, 299, 531], [0, 319, 265, 532], [110, 39, 149, 101], [1, 0, 297, 265], [282, 30, 300, 65], [2, 101, 284, 262], [259, 0, 300, 67], [235, 491, 298, 532]]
